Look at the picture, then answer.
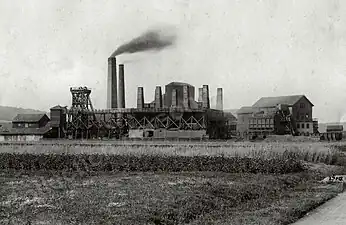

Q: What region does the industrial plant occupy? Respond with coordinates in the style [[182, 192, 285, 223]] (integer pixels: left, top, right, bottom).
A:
[[0, 55, 239, 141], [0, 26, 343, 142], [0, 54, 343, 142]]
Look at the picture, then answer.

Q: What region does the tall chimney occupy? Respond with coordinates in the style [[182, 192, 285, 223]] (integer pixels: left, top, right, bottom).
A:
[[183, 85, 190, 108], [107, 57, 117, 108], [172, 89, 177, 107], [155, 86, 163, 108], [198, 88, 203, 102], [202, 85, 210, 109], [216, 88, 223, 110], [137, 87, 144, 108], [118, 64, 125, 108]]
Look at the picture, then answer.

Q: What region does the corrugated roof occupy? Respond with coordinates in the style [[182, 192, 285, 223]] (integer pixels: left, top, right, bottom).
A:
[[252, 95, 314, 108], [12, 114, 48, 123]]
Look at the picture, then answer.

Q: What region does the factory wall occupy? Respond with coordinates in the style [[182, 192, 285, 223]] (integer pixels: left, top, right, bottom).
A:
[[153, 129, 206, 139], [0, 135, 43, 142], [12, 116, 50, 129], [164, 83, 195, 108], [292, 97, 313, 122], [296, 121, 313, 134], [236, 113, 252, 134], [128, 129, 206, 139]]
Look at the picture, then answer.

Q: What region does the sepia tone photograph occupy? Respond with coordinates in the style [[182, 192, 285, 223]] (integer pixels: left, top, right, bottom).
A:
[[0, 0, 346, 224]]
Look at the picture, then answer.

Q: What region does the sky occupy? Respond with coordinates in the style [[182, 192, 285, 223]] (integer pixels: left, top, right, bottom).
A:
[[0, 0, 346, 123]]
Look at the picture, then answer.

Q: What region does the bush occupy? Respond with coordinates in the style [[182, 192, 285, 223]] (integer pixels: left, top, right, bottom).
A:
[[0, 152, 305, 174]]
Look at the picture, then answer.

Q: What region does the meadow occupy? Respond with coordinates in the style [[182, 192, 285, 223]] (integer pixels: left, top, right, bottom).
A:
[[0, 140, 346, 224]]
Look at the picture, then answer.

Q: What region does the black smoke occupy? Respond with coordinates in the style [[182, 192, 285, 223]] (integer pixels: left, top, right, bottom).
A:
[[110, 25, 177, 57]]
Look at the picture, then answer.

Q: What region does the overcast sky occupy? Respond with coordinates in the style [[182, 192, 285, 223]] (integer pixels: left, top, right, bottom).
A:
[[0, 0, 346, 123]]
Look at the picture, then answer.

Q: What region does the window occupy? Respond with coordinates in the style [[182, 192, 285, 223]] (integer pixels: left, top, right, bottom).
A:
[[297, 123, 300, 129], [300, 103, 305, 108], [25, 123, 28, 128], [302, 123, 305, 129], [307, 123, 310, 129]]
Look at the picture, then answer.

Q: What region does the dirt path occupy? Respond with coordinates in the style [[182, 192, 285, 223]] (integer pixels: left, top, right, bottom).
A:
[[292, 192, 346, 225]]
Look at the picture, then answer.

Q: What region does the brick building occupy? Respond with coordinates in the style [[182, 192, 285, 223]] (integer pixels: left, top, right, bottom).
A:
[[237, 95, 317, 135]]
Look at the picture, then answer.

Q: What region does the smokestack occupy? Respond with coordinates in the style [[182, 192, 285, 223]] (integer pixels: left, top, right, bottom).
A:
[[107, 57, 117, 108], [172, 89, 177, 107], [155, 86, 163, 108], [202, 85, 210, 109], [118, 64, 125, 108], [183, 85, 190, 108], [216, 88, 223, 110], [137, 87, 144, 108], [198, 88, 203, 102]]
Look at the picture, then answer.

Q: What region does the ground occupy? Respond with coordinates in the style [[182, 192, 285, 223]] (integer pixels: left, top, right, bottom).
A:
[[0, 141, 345, 224], [0, 168, 343, 225]]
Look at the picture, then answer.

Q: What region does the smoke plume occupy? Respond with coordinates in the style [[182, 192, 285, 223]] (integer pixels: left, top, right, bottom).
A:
[[110, 25, 177, 57]]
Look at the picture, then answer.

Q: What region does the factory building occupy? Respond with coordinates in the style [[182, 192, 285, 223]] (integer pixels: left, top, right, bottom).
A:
[[0, 56, 235, 141], [237, 95, 317, 136], [127, 81, 229, 139], [136, 82, 212, 110], [0, 114, 52, 141]]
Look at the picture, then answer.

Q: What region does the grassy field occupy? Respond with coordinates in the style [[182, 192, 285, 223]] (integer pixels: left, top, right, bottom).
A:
[[0, 141, 346, 224], [0, 141, 341, 157], [0, 168, 344, 225]]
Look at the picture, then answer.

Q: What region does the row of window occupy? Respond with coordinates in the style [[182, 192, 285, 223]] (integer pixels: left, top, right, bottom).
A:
[[16, 123, 36, 128], [249, 118, 274, 125], [297, 123, 310, 129]]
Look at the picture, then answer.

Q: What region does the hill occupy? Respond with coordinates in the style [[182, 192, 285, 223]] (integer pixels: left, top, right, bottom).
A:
[[0, 106, 46, 122]]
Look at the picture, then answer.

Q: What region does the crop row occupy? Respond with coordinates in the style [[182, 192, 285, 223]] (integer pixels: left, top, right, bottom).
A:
[[0, 153, 305, 174]]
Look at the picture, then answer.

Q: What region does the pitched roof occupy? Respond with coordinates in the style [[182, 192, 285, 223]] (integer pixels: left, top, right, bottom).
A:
[[223, 112, 237, 120], [237, 106, 256, 114], [50, 105, 67, 110], [12, 114, 48, 123], [252, 95, 314, 108]]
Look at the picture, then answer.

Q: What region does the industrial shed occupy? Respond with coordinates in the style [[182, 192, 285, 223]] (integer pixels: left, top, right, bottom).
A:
[[236, 95, 317, 136], [0, 113, 51, 141], [12, 113, 50, 129], [0, 127, 52, 141]]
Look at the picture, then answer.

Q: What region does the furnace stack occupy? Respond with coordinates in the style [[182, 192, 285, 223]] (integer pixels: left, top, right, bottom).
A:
[[107, 58, 126, 109]]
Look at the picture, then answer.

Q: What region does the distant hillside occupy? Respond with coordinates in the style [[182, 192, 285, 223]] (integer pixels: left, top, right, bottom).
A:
[[0, 106, 46, 122]]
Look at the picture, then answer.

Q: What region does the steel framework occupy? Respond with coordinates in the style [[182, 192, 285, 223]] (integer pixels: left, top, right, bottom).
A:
[[65, 87, 229, 140]]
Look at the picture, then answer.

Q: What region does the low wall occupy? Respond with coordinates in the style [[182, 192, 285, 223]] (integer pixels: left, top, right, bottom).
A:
[[0, 135, 43, 142]]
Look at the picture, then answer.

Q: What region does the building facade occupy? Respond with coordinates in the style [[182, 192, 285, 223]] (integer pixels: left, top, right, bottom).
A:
[[12, 114, 50, 129], [0, 114, 51, 141], [237, 95, 316, 135]]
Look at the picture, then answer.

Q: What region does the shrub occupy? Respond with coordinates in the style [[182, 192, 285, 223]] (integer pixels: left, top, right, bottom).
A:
[[0, 152, 305, 174]]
